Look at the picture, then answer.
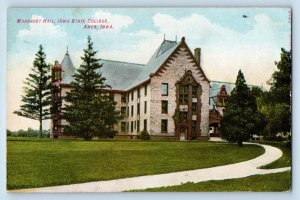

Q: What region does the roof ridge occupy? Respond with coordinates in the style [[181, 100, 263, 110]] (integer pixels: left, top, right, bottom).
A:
[[100, 59, 145, 66], [155, 40, 178, 58]]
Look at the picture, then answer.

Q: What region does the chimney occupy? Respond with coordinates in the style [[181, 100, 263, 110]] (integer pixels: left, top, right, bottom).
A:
[[194, 48, 201, 66]]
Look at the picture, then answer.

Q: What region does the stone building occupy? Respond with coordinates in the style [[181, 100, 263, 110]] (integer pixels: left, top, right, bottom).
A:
[[51, 37, 211, 140]]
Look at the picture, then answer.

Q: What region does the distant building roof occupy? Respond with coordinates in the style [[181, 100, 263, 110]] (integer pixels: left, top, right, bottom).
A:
[[210, 81, 236, 109]]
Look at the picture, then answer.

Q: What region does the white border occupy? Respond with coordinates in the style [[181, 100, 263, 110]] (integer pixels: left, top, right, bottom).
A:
[[0, 0, 298, 200]]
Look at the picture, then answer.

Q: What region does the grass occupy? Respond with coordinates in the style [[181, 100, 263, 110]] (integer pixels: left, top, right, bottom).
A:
[[7, 138, 264, 190], [258, 141, 291, 169], [132, 171, 291, 192]]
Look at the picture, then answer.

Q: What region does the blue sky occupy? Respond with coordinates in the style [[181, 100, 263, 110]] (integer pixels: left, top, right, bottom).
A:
[[7, 8, 291, 130]]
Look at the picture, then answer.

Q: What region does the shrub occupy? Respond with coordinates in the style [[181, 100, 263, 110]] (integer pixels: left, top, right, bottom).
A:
[[140, 130, 150, 140]]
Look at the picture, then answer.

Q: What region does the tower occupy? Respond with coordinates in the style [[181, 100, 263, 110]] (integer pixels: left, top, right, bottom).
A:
[[51, 60, 62, 138]]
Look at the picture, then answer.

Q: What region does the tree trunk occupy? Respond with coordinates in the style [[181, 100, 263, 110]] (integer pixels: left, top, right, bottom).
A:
[[238, 140, 243, 147], [39, 118, 42, 138], [39, 81, 42, 138]]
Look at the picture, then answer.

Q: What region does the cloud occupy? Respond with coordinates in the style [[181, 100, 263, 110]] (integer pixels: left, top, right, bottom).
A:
[[152, 13, 290, 86], [93, 10, 133, 31], [17, 15, 67, 41]]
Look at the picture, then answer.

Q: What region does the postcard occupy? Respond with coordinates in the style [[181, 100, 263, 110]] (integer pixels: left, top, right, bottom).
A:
[[7, 8, 291, 192]]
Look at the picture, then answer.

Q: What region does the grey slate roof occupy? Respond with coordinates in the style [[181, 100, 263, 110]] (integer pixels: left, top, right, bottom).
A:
[[126, 40, 180, 90], [61, 40, 180, 91], [98, 60, 144, 90], [61, 53, 76, 84]]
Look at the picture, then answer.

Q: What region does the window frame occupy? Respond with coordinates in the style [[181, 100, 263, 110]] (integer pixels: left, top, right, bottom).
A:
[[144, 119, 147, 131], [161, 100, 168, 114], [131, 105, 134, 117], [179, 85, 189, 104], [144, 85, 147, 96], [192, 121, 197, 133], [192, 103, 197, 115], [161, 119, 168, 133], [121, 107, 126, 117], [162, 83, 169, 96], [137, 103, 140, 115], [121, 122, 126, 133]]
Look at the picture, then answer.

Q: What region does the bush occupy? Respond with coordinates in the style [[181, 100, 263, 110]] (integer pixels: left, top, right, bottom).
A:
[[264, 135, 287, 142], [140, 130, 150, 140]]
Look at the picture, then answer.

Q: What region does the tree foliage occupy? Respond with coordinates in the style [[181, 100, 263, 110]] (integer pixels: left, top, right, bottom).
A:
[[7, 128, 50, 138], [63, 36, 120, 140], [220, 70, 264, 146], [267, 48, 291, 135], [14, 45, 52, 138]]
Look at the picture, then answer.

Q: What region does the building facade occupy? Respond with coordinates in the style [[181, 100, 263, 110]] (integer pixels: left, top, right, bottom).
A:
[[51, 37, 211, 140]]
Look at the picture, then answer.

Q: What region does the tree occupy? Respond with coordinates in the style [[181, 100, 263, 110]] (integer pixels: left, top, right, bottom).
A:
[[14, 45, 52, 138], [63, 36, 120, 140], [267, 48, 291, 135], [220, 70, 264, 146]]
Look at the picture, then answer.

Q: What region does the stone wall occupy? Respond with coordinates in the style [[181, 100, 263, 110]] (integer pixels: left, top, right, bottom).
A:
[[118, 83, 151, 135], [149, 47, 210, 136]]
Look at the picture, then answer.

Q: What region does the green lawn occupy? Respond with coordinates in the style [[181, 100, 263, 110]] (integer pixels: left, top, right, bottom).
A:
[[258, 141, 291, 169], [7, 138, 264, 190], [132, 171, 291, 192]]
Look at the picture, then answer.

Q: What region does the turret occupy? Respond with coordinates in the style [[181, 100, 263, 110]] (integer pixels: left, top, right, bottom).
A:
[[51, 60, 62, 82]]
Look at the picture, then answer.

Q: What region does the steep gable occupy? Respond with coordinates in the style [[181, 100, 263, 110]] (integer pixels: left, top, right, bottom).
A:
[[154, 37, 209, 83]]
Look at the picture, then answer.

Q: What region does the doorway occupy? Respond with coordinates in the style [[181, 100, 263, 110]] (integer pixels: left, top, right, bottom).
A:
[[180, 126, 187, 141]]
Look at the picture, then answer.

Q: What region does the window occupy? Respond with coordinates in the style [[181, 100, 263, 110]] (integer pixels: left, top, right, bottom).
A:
[[131, 91, 134, 100], [137, 88, 140, 98], [144, 119, 147, 131], [127, 93, 130, 102], [179, 85, 189, 104], [121, 107, 126, 117], [192, 121, 197, 132], [144, 85, 147, 96], [121, 122, 126, 133], [161, 100, 168, 114], [192, 86, 198, 98], [161, 119, 168, 133], [121, 94, 126, 103], [127, 106, 130, 117], [162, 83, 168, 96], [131, 105, 134, 117], [144, 101, 147, 113], [137, 103, 140, 115], [131, 121, 133, 133], [127, 122, 129, 133], [137, 120, 140, 132], [180, 112, 188, 121], [219, 98, 224, 106], [192, 103, 197, 114]]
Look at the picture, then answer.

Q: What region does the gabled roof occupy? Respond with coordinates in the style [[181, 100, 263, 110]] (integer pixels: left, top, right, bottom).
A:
[[98, 60, 144, 91], [127, 40, 180, 90], [60, 38, 210, 91]]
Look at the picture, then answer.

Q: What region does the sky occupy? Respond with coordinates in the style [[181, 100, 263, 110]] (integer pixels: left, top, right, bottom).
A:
[[7, 8, 291, 131]]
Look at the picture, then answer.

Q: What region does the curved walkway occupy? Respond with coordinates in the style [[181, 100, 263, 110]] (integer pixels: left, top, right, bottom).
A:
[[15, 143, 291, 192]]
